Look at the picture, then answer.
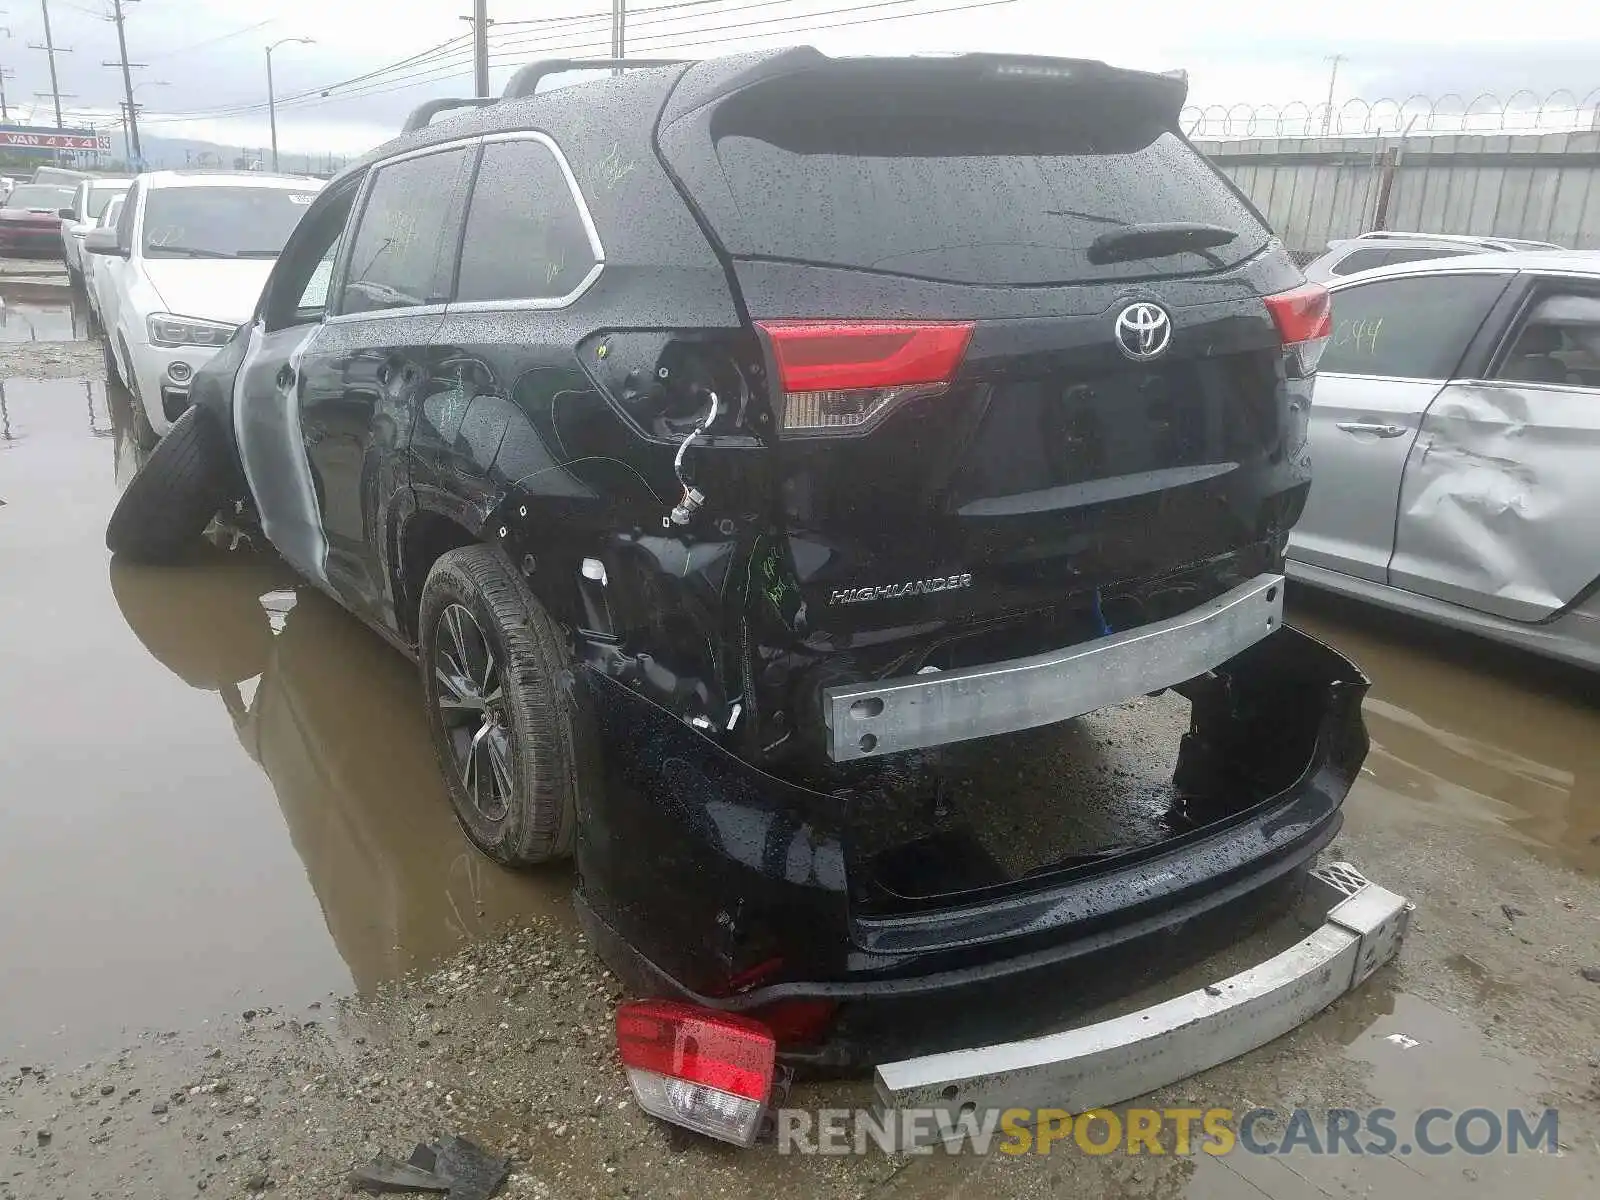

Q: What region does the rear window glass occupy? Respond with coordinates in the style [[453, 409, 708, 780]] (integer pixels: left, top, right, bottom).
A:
[[705, 71, 1270, 286], [455, 138, 597, 304]]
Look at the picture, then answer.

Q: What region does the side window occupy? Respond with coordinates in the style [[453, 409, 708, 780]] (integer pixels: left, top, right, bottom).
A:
[[1329, 247, 1393, 276], [1321, 274, 1509, 380], [1493, 293, 1600, 389], [71, 182, 88, 220], [1385, 246, 1471, 268], [115, 181, 139, 250], [340, 147, 473, 314], [454, 138, 599, 304], [263, 183, 359, 331]]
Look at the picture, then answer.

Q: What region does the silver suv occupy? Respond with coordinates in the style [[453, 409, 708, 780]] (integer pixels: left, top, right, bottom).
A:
[[1303, 230, 1564, 282]]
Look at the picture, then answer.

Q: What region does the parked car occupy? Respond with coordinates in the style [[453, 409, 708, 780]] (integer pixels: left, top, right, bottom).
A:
[[60, 176, 132, 284], [107, 51, 1381, 1143], [1288, 250, 1600, 667], [1302, 230, 1565, 283], [86, 170, 323, 442], [84, 194, 126, 328], [31, 165, 92, 187], [0, 183, 77, 256]]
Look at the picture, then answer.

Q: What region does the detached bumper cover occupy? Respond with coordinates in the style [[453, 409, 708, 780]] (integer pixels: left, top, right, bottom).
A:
[[873, 862, 1412, 1149], [823, 572, 1285, 762]]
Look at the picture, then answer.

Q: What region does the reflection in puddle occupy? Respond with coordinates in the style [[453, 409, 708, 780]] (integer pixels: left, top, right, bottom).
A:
[[0, 375, 569, 1055], [109, 555, 575, 995], [0, 282, 89, 342], [1292, 597, 1600, 877]]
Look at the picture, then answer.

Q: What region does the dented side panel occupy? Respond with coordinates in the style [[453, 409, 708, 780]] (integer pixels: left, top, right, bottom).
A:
[[1390, 381, 1600, 622]]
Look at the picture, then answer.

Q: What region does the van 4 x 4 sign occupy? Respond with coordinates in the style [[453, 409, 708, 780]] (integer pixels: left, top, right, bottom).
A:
[[0, 125, 110, 152]]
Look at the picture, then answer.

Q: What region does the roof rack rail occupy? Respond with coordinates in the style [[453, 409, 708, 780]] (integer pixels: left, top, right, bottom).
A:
[[402, 97, 496, 135], [1356, 230, 1504, 246], [502, 57, 690, 100]]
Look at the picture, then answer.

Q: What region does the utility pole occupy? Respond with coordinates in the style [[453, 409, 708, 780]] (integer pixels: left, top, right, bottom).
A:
[[1319, 54, 1344, 138], [461, 1, 490, 98], [105, 0, 141, 164], [0, 67, 13, 123], [29, 0, 68, 128], [612, 0, 625, 58]]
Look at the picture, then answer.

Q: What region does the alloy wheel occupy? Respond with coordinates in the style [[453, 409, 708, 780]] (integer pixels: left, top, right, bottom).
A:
[[434, 602, 514, 822]]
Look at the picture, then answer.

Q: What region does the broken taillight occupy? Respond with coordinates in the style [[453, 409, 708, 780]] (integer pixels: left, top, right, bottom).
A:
[[616, 999, 776, 1146], [756, 320, 975, 436], [1264, 282, 1332, 376]]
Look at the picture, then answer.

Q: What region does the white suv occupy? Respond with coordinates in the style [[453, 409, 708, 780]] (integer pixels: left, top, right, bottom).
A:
[[85, 170, 322, 441], [59, 176, 131, 283]]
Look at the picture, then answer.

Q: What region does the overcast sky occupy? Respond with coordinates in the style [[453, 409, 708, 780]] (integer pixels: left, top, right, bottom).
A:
[[4, 0, 1597, 154]]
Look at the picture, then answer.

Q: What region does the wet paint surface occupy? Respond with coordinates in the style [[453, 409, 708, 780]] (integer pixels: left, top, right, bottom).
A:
[[0, 377, 569, 1057]]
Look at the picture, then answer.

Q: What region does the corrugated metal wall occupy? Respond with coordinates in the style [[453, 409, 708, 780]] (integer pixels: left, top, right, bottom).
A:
[[1194, 131, 1600, 254]]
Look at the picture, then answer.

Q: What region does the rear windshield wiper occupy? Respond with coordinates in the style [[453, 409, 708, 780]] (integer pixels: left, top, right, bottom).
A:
[[1086, 222, 1238, 265]]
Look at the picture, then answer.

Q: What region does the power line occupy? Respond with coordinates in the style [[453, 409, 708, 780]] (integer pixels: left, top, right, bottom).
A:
[[265, 0, 1020, 112], [141, 0, 1016, 127], [263, 0, 1007, 113], [142, 0, 862, 122], [143, 33, 472, 122], [145, 17, 275, 63]]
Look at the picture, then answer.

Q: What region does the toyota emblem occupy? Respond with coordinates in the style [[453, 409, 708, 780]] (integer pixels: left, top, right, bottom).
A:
[[1114, 302, 1172, 361]]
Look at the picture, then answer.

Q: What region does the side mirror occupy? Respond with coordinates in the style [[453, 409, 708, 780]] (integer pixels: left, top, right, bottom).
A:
[[84, 227, 127, 258], [58, 207, 75, 219]]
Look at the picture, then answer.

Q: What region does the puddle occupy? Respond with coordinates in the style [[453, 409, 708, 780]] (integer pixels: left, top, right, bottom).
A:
[[0, 378, 569, 1056], [1291, 596, 1600, 878], [0, 281, 89, 342], [1185, 990, 1594, 1198]]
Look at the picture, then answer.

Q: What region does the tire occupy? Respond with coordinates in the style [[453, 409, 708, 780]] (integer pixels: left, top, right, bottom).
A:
[[100, 332, 121, 385], [105, 404, 233, 563], [111, 336, 163, 450], [418, 545, 591, 866]]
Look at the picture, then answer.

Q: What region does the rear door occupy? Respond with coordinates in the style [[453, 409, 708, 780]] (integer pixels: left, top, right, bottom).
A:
[[1389, 277, 1600, 621], [308, 144, 475, 627], [1291, 271, 1511, 582], [660, 55, 1303, 636]]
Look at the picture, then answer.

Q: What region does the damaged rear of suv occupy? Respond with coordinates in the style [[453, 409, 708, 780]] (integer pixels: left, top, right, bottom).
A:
[[109, 48, 1378, 1134]]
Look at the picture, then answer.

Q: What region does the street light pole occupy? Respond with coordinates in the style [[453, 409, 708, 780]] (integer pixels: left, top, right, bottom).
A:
[[266, 36, 314, 173]]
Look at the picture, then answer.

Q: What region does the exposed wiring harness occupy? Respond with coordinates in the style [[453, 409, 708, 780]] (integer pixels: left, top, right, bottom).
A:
[[668, 388, 720, 527]]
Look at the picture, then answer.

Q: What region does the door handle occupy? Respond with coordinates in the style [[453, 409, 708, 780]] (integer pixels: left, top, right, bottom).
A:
[[1335, 421, 1408, 438]]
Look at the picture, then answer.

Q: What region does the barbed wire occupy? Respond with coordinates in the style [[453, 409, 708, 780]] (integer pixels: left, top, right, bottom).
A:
[[1184, 90, 1600, 140]]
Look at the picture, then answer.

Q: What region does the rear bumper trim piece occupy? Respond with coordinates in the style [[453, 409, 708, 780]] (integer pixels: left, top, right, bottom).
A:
[[822, 572, 1285, 762], [872, 862, 1412, 1149]]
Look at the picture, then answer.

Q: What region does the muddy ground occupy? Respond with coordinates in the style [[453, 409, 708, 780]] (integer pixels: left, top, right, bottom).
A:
[[3, 303, 1600, 1199]]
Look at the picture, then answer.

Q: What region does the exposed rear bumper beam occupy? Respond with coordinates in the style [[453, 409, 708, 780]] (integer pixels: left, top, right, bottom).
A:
[[822, 572, 1285, 762], [872, 862, 1412, 1150]]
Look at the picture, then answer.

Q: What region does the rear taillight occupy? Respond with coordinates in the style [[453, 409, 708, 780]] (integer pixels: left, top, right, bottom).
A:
[[1265, 283, 1332, 376], [616, 999, 776, 1146], [756, 320, 974, 436]]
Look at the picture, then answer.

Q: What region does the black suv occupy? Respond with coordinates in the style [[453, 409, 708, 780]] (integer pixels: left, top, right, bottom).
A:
[[110, 49, 1367, 1064]]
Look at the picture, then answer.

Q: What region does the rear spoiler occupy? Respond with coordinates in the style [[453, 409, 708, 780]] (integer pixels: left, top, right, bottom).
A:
[[400, 57, 691, 133], [659, 48, 1191, 127]]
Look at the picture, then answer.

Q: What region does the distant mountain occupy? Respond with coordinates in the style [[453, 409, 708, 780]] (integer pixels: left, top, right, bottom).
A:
[[107, 131, 358, 177]]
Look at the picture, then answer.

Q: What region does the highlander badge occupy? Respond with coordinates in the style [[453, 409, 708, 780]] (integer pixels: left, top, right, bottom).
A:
[[830, 574, 973, 605]]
